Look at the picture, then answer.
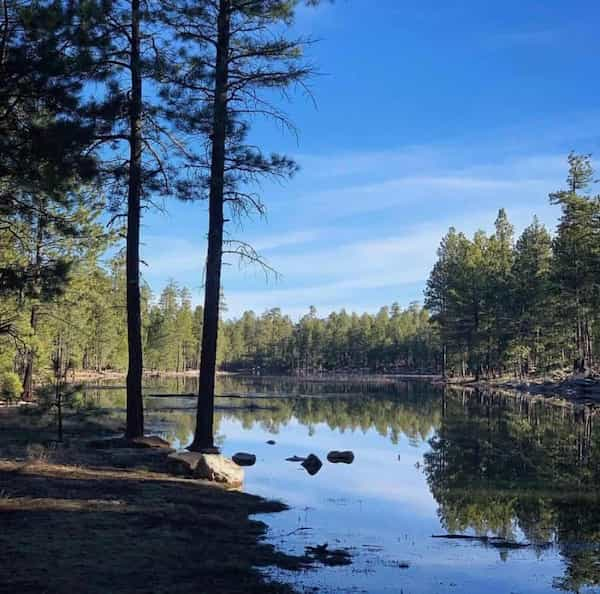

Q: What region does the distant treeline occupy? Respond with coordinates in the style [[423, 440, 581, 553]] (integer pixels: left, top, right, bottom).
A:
[[426, 153, 600, 379], [3, 153, 600, 397], [0, 262, 438, 397], [144, 286, 438, 374], [218, 303, 436, 374]]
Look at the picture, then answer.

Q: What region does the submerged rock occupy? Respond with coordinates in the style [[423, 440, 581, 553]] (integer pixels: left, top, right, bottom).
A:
[[285, 455, 306, 462], [305, 543, 352, 566], [167, 452, 244, 486], [301, 454, 323, 476], [326, 450, 354, 464], [232, 452, 256, 467]]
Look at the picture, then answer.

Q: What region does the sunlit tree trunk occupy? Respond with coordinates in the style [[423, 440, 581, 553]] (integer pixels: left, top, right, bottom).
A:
[[189, 0, 230, 451]]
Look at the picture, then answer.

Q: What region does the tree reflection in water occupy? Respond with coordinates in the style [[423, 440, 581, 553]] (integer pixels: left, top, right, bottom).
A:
[[84, 376, 600, 593], [425, 388, 600, 593]]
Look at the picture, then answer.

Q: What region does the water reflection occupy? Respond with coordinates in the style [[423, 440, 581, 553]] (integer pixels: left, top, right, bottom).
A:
[[425, 389, 600, 593], [82, 376, 600, 593]]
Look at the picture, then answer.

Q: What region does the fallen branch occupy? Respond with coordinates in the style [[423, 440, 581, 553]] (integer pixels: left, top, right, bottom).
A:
[[431, 534, 551, 549]]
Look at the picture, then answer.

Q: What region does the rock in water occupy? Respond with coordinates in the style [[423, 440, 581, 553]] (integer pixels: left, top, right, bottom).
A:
[[232, 452, 256, 467], [167, 452, 244, 487], [327, 450, 354, 464], [266, 440, 276, 445], [301, 454, 323, 476]]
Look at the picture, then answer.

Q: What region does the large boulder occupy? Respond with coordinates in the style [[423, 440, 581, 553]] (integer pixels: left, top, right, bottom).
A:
[[327, 450, 354, 464], [167, 452, 244, 487], [301, 454, 323, 476], [232, 452, 256, 467]]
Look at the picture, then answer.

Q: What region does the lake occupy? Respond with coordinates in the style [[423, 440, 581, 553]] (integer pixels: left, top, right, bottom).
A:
[[84, 375, 600, 594]]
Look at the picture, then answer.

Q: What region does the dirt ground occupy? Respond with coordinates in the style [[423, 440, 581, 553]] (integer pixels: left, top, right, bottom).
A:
[[0, 406, 307, 594]]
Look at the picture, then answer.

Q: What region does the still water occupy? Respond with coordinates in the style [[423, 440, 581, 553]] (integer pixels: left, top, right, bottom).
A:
[[87, 376, 600, 594]]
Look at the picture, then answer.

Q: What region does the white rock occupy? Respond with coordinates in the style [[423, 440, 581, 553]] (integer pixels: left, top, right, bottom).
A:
[[167, 452, 244, 486]]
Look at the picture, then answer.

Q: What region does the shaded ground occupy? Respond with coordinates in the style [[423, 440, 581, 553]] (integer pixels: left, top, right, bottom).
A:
[[0, 407, 307, 594]]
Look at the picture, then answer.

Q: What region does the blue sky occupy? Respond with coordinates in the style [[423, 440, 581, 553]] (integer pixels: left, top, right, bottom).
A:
[[140, 0, 600, 319]]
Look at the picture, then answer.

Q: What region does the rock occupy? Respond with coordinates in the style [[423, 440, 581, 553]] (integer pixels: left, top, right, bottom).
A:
[[301, 454, 323, 476], [326, 450, 354, 464], [285, 455, 306, 462], [305, 543, 352, 566], [167, 452, 244, 487], [232, 452, 256, 467], [266, 440, 276, 445], [166, 451, 200, 477]]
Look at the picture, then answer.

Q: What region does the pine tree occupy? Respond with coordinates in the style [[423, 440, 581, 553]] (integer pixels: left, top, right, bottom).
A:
[[510, 217, 553, 375], [78, 0, 181, 438], [551, 153, 600, 374], [159, 0, 312, 450]]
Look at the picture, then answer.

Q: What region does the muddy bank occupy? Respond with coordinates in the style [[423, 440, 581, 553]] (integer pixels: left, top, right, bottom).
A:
[[0, 407, 305, 594]]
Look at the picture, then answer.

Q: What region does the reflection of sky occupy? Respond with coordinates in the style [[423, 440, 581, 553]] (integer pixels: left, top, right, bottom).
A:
[[125, 377, 581, 594], [209, 417, 567, 594]]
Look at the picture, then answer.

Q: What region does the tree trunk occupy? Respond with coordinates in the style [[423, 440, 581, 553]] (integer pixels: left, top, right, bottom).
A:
[[189, 0, 231, 451], [22, 208, 44, 401], [56, 381, 63, 442], [441, 342, 447, 379], [125, 0, 144, 439], [21, 305, 38, 400]]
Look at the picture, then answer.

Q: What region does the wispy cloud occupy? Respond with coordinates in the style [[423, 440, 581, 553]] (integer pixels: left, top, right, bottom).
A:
[[142, 144, 568, 316], [250, 229, 323, 251], [223, 204, 558, 318], [487, 29, 559, 49]]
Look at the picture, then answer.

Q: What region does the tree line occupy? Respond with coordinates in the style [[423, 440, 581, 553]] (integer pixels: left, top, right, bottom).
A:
[[145, 296, 436, 374], [1, 0, 324, 447], [3, 0, 600, 448], [0, 263, 437, 390], [426, 153, 600, 380]]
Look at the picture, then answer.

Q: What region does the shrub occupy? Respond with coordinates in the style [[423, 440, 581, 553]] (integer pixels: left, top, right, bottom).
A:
[[26, 443, 50, 463], [0, 372, 23, 402]]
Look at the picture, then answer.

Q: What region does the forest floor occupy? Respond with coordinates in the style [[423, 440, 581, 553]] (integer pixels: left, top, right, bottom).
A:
[[0, 406, 308, 594]]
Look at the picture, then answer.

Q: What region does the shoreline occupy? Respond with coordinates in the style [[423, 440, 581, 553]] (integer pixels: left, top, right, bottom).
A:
[[443, 375, 600, 407], [66, 368, 600, 408], [0, 405, 305, 594]]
